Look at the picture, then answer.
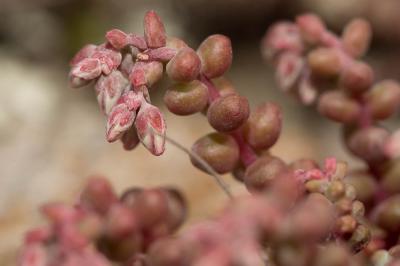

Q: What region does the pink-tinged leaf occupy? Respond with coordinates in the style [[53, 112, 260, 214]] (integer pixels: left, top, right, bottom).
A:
[[144, 10, 166, 48], [41, 203, 82, 224], [106, 103, 136, 142], [384, 129, 400, 159], [70, 58, 102, 80], [275, 52, 304, 92], [324, 157, 337, 178], [70, 44, 97, 66], [117, 90, 143, 111], [25, 227, 53, 244], [128, 34, 147, 50], [146, 47, 177, 62], [92, 47, 122, 75], [120, 54, 134, 77], [18, 244, 47, 266], [121, 126, 140, 151], [261, 22, 303, 60], [95, 70, 128, 115], [135, 102, 166, 156], [105, 29, 129, 50], [298, 76, 317, 105]]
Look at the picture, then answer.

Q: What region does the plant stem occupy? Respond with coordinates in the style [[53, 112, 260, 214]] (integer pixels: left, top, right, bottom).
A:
[[163, 134, 234, 199]]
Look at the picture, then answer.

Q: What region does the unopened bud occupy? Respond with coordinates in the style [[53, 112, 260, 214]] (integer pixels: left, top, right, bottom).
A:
[[318, 91, 361, 123], [207, 94, 249, 132], [166, 36, 188, 50], [242, 102, 282, 151], [106, 103, 136, 142], [166, 48, 201, 82], [372, 195, 400, 233], [345, 170, 377, 206], [366, 80, 400, 120], [164, 80, 208, 115], [381, 159, 400, 194], [341, 61, 374, 96], [144, 11, 166, 48], [275, 52, 304, 92], [70, 58, 102, 81], [308, 47, 342, 78], [197, 34, 232, 78], [384, 130, 400, 159], [105, 203, 137, 238], [296, 13, 326, 45], [135, 102, 166, 156], [342, 18, 372, 58], [130, 61, 163, 88], [106, 29, 129, 50], [191, 132, 239, 174], [121, 126, 140, 151], [70, 44, 97, 66]]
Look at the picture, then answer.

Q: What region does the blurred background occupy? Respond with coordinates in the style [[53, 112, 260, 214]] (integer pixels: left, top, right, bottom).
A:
[[1, 0, 400, 264]]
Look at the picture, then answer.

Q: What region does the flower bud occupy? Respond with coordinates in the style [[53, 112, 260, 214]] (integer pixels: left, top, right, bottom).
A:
[[308, 47, 342, 78], [197, 34, 232, 78], [95, 70, 128, 115], [106, 103, 136, 142], [105, 29, 129, 50], [127, 34, 148, 50], [244, 155, 287, 192], [344, 170, 377, 206], [135, 102, 166, 156], [191, 132, 239, 174], [164, 188, 187, 231], [384, 129, 400, 159], [70, 58, 102, 81], [366, 80, 400, 120], [325, 180, 346, 201], [144, 11, 166, 48], [121, 126, 140, 151], [212, 77, 237, 96], [130, 61, 163, 88], [97, 233, 142, 262], [166, 48, 201, 82], [298, 76, 318, 105], [275, 52, 304, 92], [70, 44, 97, 66], [335, 215, 357, 236], [341, 61, 374, 96], [207, 94, 249, 132], [317, 91, 361, 123], [261, 22, 303, 60], [91, 46, 122, 75], [80, 177, 118, 215], [381, 159, 400, 194], [18, 244, 48, 266], [147, 237, 186, 266], [105, 203, 137, 238], [166, 36, 188, 50], [342, 18, 372, 58], [372, 195, 400, 233], [349, 224, 370, 253], [164, 81, 208, 115], [345, 126, 389, 163], [242, 102, 282, 151], [296, 13, 326, 45]]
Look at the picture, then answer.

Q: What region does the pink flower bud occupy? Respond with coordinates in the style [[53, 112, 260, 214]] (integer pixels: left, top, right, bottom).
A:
[[80, 177, 118, 215], [366, 79, 400, 120], [135, 102, 166, 156], [68, 74, 92, 89], [41, 203, 81, 224], [129, 62, 163, 88], [275, 52, 304, 92], [384, 130, 400, 159], [128, 34, 148, 50], [106, 103, 137, 142], [261, 22, 303, 60], [166, 36, 188, 50], [144, 11, 166, 48], [70, 44, 97, 66], [91, 46, 122, 75], [70, 58, 102, 81], [166, 48, 201, 82], [95, 70, 128, 115], [298, 76, 317, 105], [317, 91, 361, 124], [105, 203, 138, 238], [308, 47, 342, 78], [18, 244, 47, 266], [105, 29, 129, 50], [295, 13, 326, 45], [147, 47, 177, 62], [342, 18, 372, 58]]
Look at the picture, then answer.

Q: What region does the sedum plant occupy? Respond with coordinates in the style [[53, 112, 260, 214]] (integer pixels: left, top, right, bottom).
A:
[[18, 11, 400, 266]]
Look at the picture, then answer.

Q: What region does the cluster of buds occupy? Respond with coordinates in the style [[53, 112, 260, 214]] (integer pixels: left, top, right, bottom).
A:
[[263, 13, 400, 262], [18, 177, 186, 266], [20, 9, 400, 266]]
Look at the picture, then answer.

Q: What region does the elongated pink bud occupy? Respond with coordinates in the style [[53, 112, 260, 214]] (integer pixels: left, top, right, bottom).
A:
[[129, 62, 164, 88], [147, 47, 177, 62], [296, 13, 326, 45], [117, 90, 143, 111], [275, 52, 304, 92], [70, 58, 102, 80], [70, 44, 97, 66], [128, 34, 147, 50], [105, 29, 129, 50], [144, 11, 166, 48], [95, 70, 128, 115], [106, 103, 136, 142], [91, 46, 122, 75], [135, 102, 166, 155]]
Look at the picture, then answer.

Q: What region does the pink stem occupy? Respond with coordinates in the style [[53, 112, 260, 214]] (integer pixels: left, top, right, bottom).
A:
[[199, 75, 258, 167]]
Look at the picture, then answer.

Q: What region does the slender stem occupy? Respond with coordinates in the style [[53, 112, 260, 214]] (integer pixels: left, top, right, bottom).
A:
[[163, 134, 234, 199]]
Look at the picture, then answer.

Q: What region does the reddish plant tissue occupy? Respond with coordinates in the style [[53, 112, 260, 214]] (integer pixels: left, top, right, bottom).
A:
[[19, 11, 400, 266]]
